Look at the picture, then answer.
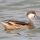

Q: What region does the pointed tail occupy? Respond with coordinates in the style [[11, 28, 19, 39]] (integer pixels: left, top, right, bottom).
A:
[[1, 22, 9, 26]]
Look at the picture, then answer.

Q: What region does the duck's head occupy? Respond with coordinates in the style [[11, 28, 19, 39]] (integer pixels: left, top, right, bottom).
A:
[[27, 10, 37, 20]]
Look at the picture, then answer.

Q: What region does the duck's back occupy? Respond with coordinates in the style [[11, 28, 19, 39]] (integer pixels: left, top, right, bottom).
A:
[[7, 20, 28, 25]]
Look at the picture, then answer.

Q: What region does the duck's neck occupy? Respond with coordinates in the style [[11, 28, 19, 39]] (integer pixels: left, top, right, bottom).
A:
[[28, 19, 33, 24]]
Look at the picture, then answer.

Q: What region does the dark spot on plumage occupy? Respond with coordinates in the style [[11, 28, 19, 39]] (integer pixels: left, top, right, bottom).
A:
[[13, 21, 27, 25], [6, 22, 13, 25]]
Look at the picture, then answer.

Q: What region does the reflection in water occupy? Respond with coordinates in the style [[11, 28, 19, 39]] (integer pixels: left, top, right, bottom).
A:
[[0, 36, 9, 39]]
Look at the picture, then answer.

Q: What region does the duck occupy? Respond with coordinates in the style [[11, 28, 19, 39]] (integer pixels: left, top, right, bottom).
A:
[[1, 10, 37, 32]]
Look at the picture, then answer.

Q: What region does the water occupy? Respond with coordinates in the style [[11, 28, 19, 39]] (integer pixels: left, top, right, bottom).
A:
[[0, 0, 40, 40]]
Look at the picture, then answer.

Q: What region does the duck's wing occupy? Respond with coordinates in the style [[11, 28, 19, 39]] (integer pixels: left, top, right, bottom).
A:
[[6, 20, 28, 25], [13, 21, 27, 25]]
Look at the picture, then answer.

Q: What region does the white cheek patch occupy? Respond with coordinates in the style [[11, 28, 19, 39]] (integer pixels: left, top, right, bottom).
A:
[[28, 13, 35, 19]]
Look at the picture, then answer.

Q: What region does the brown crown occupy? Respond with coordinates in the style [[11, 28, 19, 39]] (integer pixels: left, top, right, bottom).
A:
[[27, 10, 36, 16]]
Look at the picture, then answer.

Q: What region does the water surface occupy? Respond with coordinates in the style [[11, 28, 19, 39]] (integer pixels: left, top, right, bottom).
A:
[[0, 0, 40, 40]]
